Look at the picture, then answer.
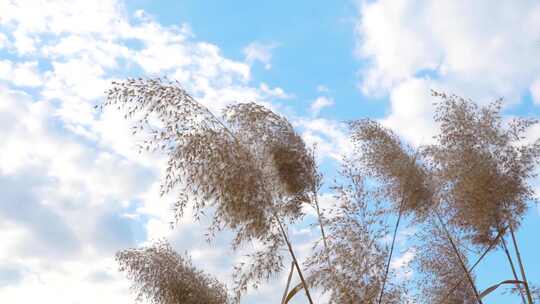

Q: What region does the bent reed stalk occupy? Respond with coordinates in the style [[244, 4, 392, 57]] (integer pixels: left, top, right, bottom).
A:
[[510, 227, 534, 304], [274, 214, 314, 304], [434, 209, 483, 304], [501, 233, 528, 304], [440, 226, 507, 304]]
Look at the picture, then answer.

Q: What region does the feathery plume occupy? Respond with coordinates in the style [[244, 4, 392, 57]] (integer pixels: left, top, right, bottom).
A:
[[305, 160, 407, 304], [116, 240, 230, 304], [428, 91, 540, 246], [104, 78, 317, 302], [349, 119, 433, 219]]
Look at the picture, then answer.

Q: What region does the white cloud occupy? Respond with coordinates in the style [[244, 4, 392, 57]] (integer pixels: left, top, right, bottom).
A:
[[357, 0, 540, 102], [0, 1, 337, 303], [0, 60, 43, 87], [259, 82, 292, 99], [0, 257, 133, 304], [390, 248, 415, 279], [297, 118, 352, 162], [243, 41, 279, 70], [0, 0, 129, 38], [530, 78, 540, 105], [310, 96, 334, 116], [356, 0, 540, 145], [43, 58, 109, 101], [0, 32, 7, 49], [11, 29, 37, 54], [379, 77, 438, 145], [42, 34, 131, 69], [0, 87, 154, 303]]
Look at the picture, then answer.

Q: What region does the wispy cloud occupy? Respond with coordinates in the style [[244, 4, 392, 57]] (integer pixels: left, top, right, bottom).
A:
[[356, 0, 540, 145], [310, 96, 334, 116], [243, 41, 279, 70], [0, 1, 320, 303]]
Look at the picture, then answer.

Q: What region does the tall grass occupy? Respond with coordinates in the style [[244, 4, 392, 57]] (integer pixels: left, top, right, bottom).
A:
[[104, 79, 540, 303]]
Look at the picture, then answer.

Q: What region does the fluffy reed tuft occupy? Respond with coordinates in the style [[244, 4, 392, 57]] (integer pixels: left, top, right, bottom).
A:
[[223, 102, 317, 218], [349, 119, 433, 219], [104, 78, 273, 246], [427, 91, 540, 246], [222, 103, 318, 302], [104, 78, 318, 302], [116, 240, 230, 304]]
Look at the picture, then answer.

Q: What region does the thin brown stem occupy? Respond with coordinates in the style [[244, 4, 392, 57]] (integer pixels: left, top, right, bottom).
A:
[[510, 226, 534, 304], [377, 198, 405, 304], [198, 97, 314, 303], [281, 262, 295, 304], [313, 176, 360, 303], [501, 235, 528, 304], [440, 225, 507, 304], [378, 151, 420, 304], [309, 145, 331, 271], [434, 209, 483, 304], [274, 214, 314, 304], [313, 192, 331, 269]]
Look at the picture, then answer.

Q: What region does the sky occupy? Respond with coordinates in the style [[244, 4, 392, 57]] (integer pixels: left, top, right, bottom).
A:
[[0, 0, 540, 303]]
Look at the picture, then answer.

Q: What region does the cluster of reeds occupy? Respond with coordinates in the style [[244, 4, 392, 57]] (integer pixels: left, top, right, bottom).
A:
[[427, 92, 540, 303], [105, 78, 540, 304], [104, 78, 318, 303], [353, 92, 540, 304], [349, 119, 437, 304]]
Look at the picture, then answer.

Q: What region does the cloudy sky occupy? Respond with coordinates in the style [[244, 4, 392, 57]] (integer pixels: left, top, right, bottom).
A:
[[1, 0, 540, 303]]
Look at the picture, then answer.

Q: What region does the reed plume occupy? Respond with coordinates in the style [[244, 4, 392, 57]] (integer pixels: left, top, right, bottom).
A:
[[427, 91, 540, 246], [305, 160, 407, 304], [116, 240, 230, 304], [349, 119, 433, 219], [104, 78, 318, 303]]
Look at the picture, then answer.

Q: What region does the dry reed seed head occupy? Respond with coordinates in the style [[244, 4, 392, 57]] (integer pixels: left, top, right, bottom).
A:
[[413, 220, 477, 304], [429, 91, 540, 246], [105, 79, 314, 302], [104, 78, 274, 244], [116, 240, 230, 304], [271, 140, 313, 194], [223, 103, 318, 217], [232, 226, 285, 303], [305, 160, 407, 304], [348, 119, 434, 219]]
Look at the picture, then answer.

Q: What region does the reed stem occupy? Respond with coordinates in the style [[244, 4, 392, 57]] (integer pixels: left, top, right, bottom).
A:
[[434, 210, 483, 304], [275, 215, 314, 304], [439, 225, 507, 304], [313, 191, 331, 269], [281, 262, 295, 304], [509, 226, 534, 304], [377, 198, 405, 304], [500, 234, 528, 304]]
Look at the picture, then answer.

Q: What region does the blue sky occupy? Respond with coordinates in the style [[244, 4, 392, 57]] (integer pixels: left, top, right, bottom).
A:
[[0, 0, 539, 303]]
